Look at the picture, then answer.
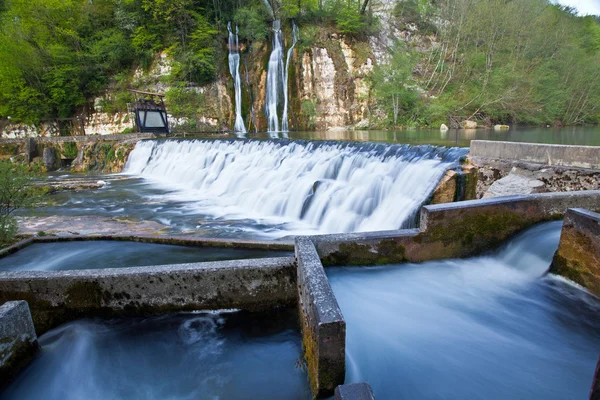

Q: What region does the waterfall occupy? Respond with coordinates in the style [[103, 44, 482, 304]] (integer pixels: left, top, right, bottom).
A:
[[282, 22, 299, 133], [124, 140, 468, 235], [227, 22, 246, 134], [265, 20, 285, 133]]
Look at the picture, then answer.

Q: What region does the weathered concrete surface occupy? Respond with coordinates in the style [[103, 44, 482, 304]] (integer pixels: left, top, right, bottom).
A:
[[483, 173, 545, 198], [296, 237, 345, 398], [470, 140, 600, 170], [0, 133, 153, 145], [334, 383, 375, 400], [0, 257, 296, 334], [591, 357, 600, 400], [550, 208, 600, 297], [0, 301, 39, 386], [315, 190, 600, 266]]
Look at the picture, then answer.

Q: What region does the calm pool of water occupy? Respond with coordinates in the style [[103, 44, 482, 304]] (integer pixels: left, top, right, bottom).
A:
[[0, 240, 291, 271]]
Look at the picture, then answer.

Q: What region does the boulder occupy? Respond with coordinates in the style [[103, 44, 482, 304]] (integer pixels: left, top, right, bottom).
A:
[[440, 123, 449, 131], [494, 124, 510, 131], [483, 173, 546, 198], [461, 120, 478, 129]]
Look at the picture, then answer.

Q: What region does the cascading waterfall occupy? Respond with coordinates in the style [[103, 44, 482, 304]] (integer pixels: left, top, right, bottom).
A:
[[265, 20, 285, 133], [227, 22, 246, 134], [282, 22, 299, 133], [124, 140, 468, 234]]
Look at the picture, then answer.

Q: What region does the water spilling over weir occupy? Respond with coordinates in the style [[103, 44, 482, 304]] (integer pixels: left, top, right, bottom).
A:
[[124, 139, 468, 235]]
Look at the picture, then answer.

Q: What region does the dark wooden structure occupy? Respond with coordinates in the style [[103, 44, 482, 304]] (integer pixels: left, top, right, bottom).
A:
[[129, 89, 170, 135]]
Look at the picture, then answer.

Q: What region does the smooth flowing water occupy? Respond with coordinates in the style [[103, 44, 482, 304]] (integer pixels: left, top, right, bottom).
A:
[[227, 22, 246, 134], [265, 20, 285, 133], [282, 22, 299, 133], [123, 139, 467, 235], [0, 311, 311, 400], [0, 241, 291, 272], [328, 222, 600, 399]]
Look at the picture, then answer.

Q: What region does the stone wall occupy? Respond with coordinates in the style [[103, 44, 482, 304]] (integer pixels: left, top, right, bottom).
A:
[[550, 208, 600, 297]]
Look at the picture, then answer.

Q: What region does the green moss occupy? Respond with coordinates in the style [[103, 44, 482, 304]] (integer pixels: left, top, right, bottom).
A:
[[65, 281, 106, 309], [322, 239, 408, 266]]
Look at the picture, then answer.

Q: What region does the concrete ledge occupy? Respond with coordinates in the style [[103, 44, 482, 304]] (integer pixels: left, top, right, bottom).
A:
[[470, 140, 600, 170], [334, 383, 375, 400], [0, 257, 296, 334], [0, 301, 39, 386], [314, 190, 600, 266], [550, 208, 600, 297], [296, 237, 345, 398]]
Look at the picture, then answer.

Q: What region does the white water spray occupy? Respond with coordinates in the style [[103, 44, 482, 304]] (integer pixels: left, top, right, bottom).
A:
[[282, 22, 299, 133], [124, 140, 468, 235], [227, 22, 246, 134]]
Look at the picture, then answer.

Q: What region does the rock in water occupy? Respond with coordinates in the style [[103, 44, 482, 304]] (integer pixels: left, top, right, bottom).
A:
[[494, 124, 510, 131], [440, 123, 449, 131], [461, 120, 478, 129]]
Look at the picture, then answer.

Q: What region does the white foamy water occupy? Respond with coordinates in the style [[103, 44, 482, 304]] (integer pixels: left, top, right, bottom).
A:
[[124, 139, 467, 235]]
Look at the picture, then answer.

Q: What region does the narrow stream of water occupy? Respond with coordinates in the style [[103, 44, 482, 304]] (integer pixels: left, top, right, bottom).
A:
[[328, 222, 600, 399]]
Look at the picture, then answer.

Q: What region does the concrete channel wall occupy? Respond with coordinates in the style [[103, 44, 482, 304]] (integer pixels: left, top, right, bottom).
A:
[[296, 237, 345, 397], [0, 301, 39, 386], [470, 140, 600, 170], [314, 190, 600, 266], [0, 257, 297, 335], [550, 208, 600, 297]]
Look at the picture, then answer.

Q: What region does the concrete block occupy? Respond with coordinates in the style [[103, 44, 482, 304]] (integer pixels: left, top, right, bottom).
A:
[[334, 383, 376, 400], [470, 140, 600, 170], [296, 237, 345, 398], [0, 257, 297, 334], [0, 301, 39, 385], [550, 208, 600, 296]]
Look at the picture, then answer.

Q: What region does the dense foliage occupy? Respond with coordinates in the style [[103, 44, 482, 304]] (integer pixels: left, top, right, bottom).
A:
[[0, 0, 373, 125], [377, 0, 600, 127], [0, 0, 598, 128], [0, 160, 42, 245]]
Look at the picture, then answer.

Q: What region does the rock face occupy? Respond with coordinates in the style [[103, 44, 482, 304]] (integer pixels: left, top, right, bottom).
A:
[[550, 208, 600, 297], [483, 172, 546, 198]]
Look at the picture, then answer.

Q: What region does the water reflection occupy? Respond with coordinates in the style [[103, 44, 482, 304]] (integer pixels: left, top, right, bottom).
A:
[[201, 125, 600, 146]]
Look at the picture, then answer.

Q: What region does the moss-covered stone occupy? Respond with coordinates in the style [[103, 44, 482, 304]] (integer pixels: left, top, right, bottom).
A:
[[321, 239, 408, 266]]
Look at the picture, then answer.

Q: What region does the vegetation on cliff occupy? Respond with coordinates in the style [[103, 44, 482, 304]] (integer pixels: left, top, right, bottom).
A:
[[0, 0, 598, 128]]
